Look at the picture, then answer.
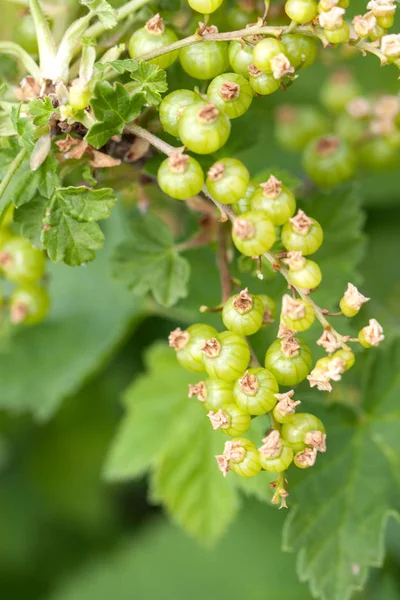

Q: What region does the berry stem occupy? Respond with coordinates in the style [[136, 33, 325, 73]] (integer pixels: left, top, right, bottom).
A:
[[217, 223, 232, 303]]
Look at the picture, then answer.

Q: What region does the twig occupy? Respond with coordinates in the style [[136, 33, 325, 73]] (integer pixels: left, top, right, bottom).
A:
[[217, 223, 232, 303]]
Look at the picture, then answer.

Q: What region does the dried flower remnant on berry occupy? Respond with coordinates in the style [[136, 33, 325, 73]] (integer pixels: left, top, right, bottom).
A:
[[367, 0, 396, 18], [362, 319, 385, 346], [168, 328, 190, 350], [305, 430, 327, 452], [207, 162, 225, 181], [248, 64, 263, 77], [284, 251, 306, 271], [381, 34, 400, 58], [216, 439, 246, 476], [146, 13, 165, 34], [239, 371, 259, 395], [316, 136, 340, 156], [270, 54, 294, 80], [168, 152, 190, 173], [216, 453, 230, 477], [10, 302, 29, 324], [319, 0, 340, 9], [274, 390, 301, 416], [318, 7, 345, 29], [326, 357, 346, 381], [219, 81, 240, 100], [295, 447, 317, 467], [277, 322, 296, 339], [282, 294, 306, 320], [307, 367, 333, 392], [344, 283, 370, 310], [197, 103, 219, 123], [353, 13, 377, 37], [188, 382, 206, 402], [317, 329, 342, 354], [290, 209, 313, 234], [346, 98, 371, 119], [202, 337, 222, 358], [281, 335, 300, 357], [259, 430, 282, 459], [207, 409, 230, 430], [233, 218, 256, 240], [260, 175, 282, 198], [233, 288, 253, 313]]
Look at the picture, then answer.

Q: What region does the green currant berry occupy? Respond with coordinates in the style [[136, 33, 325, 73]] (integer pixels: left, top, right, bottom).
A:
[[285, 0, 318, 23], [334, 111, 366, 145], [233, 367, 278, 415], [281, 210, 323, 255], [229, 41, 253, 78], [281, 412, 326, 452], [252, 38, 286, 72], [275, 104, 329, 152], [358, 319, 384, 348], [69, 85, 91, 111], [250, 176, 296, 226], [2, 205, 14, 229], [159, 90, 204, 137], [222, 289, 265, 336], [206, 158, 250, 205], [232, 210, 275, 256], [248, 66, 281, 95], [272, 390, 301, 423], [303, 135, 356, 188], [323, 22, 350, 45], [281, 34, 318, 69], [178, 102, 231, 154], [358, 138, 398, 171], [169, 323, 218, 372], [265, 337, 312, 386], [207, 73, 253, 119], [333, 347, 355, 370], [376, 13, 394, 29], [207, 403, 251, 436], [10, 284, 50, 325], [188, 0, 223, 14], [281, 294, 315, 332], [180, 41, 229, 80], [217, 438, 261, 477], [258, 431, 294, 472], [189, 378, 235, 411], [13, 14, 38, 55], [339, 296, 359, 317], [294, 447, 317, 468], [320, 70, 360, 113], [232, 183, 256, 214], [0, 236, 45, 284], [258, 294, 276, 325], [286, 255, 322, 290], [157, 152, 204, 200], [0, 228, 13, 250], [202, 331, 250, 382], [128, 15, 179, 69]]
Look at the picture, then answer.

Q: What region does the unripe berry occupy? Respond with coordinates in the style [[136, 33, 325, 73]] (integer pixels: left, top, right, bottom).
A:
[[188, 0, 223, 13], [294, 447, 318, 468], [229, 41, 253, 78], [169, 323, 218, 372], [358, 319, 384, 348], [284, 252, 322, 290], [252, 38, 287, 72], [222, 288, 265, 336], [285, 0, 318, 23], [233, 367, 279, 415], [0, 236, 45, 284], [233, 183, 256, 214], [231, 210, 275, 256], [157, 152, 204, 200], [264, 336, 312, 386], [281, 294, 315, 332], [159, 90, 204, 137], [10, 284, 50, 325], [323, 22, 350, 44], [281, 210, 323, 256], [180, 38, 229, 80], [206, 158, 250, 205], [339, 283, 370, 317], [129, 14, 179, 70], [320, 70, 360, 113], [281, 34, 318, 69], [333, 347, 355, 371], [188, 379, 234, 411], [272, 390, 301, 424], [303, 135, 356, 188], [216, 438, 261, 477], [275, 104, 329, 152], [250, 175, 296, 226], [203, 331, 250, 382], [281, 412, 326, 453], [178, 102, 231, 154], [207, 404, 251, 436], [258, 430, 294, 472], [207, 73, 253, 119], [248, 65, 281, 95]]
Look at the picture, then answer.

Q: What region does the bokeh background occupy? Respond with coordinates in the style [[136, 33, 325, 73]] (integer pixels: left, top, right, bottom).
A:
[[0, 0, 399, 599]]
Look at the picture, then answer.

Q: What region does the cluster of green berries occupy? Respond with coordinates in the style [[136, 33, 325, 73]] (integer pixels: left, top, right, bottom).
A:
[[275, 70, 400, 187], [0, 207, 49, 326]]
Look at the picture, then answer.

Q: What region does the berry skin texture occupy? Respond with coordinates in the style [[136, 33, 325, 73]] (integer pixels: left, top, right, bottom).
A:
[[233, 183, 256, 214], [281, 413, 325, 453], [178, 103, 231, 155], [275, 105, 329, 152], [233, 367, 279, 415], [251, 182, 296, 227], [0, 237, 45, 284], [287, 258, 322, 290], [229, 41, 253, 78], [265, 337, 313, 386], [69, 86, 92, 111], [225, 438, 262, 477], [208, 404, 251, 436], [159, 90, 204, 137], [259, 440, 294, 472], [188, 0, 223, 14], [207, 73, 253, 119], [203, 331, 250, 382], [180, 42, 229, 81], [249, 69, 281, 96], [10, 284, 50, 325], [281, 216, 323, 255], [231, 210, 276, 257], [222, 290, 265, 336], [252, 38, 287, 72], [157, 153, 204, 200], [200, 379, 235, 411], [170, 323, 218, 372], [281, 298, 315, 332], [206, 158, 250, 205], [333, 348, 355, 371], [339, 296, 358, 317], [128, 22, 179, 70], [285, 0, 318, 23], [303, 135, 356, 188], [323, 22, 350, 44], [281, 34, 318, 69]]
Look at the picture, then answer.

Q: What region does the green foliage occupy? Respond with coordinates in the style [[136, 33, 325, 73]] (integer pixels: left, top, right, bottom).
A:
[[129, 62, 168, 105], [42, 186, 117, 266], [94, 58, 139, 75], [86, 81, 145, 148], [29, 97, 55, 127], [80, 0, 117, 28], [10, 104, 36, 150], [111, 212, 190, 307], [14, 196, 46, 246], [2, 152, 59, 207], [283, 339, 400, 600]]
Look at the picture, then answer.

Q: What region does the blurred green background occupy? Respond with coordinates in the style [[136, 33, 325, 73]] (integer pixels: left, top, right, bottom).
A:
[[0, 0, 400, 599]]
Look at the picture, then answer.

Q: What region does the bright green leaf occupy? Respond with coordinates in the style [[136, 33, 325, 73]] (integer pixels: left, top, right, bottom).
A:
[[94, 59, 138, 75], [129, 62, 168, 106], [283, 339, 400, 600], [1, 152, 59, 207], [80, 0, 117, 28], [29, 97, 55, 127], [14, 195, 46, 247], [111, 212, 190, 307], [86, 81, 145, 148], [10, 104, 36, 150]]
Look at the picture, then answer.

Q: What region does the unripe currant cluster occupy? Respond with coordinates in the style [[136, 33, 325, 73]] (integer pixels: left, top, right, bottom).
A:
[[0, 207, 49, 327], [275, 70, 400, 186]]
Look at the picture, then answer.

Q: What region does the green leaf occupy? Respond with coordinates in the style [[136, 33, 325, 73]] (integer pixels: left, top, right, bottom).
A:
[[42, 186, 117, 266], [129, 62, 168, 106], [80, 0, 117, 28], [86, 81, 145, 148], [283, 339, 400, 600], [10, 104, 36, 151], [1, 152, 59, 208], [94, 58, 138, 75], [14, 195, 46, 247], [104, 342, 239, 544], [29, 97, 55, 127], [111, 212, 190, 307]]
